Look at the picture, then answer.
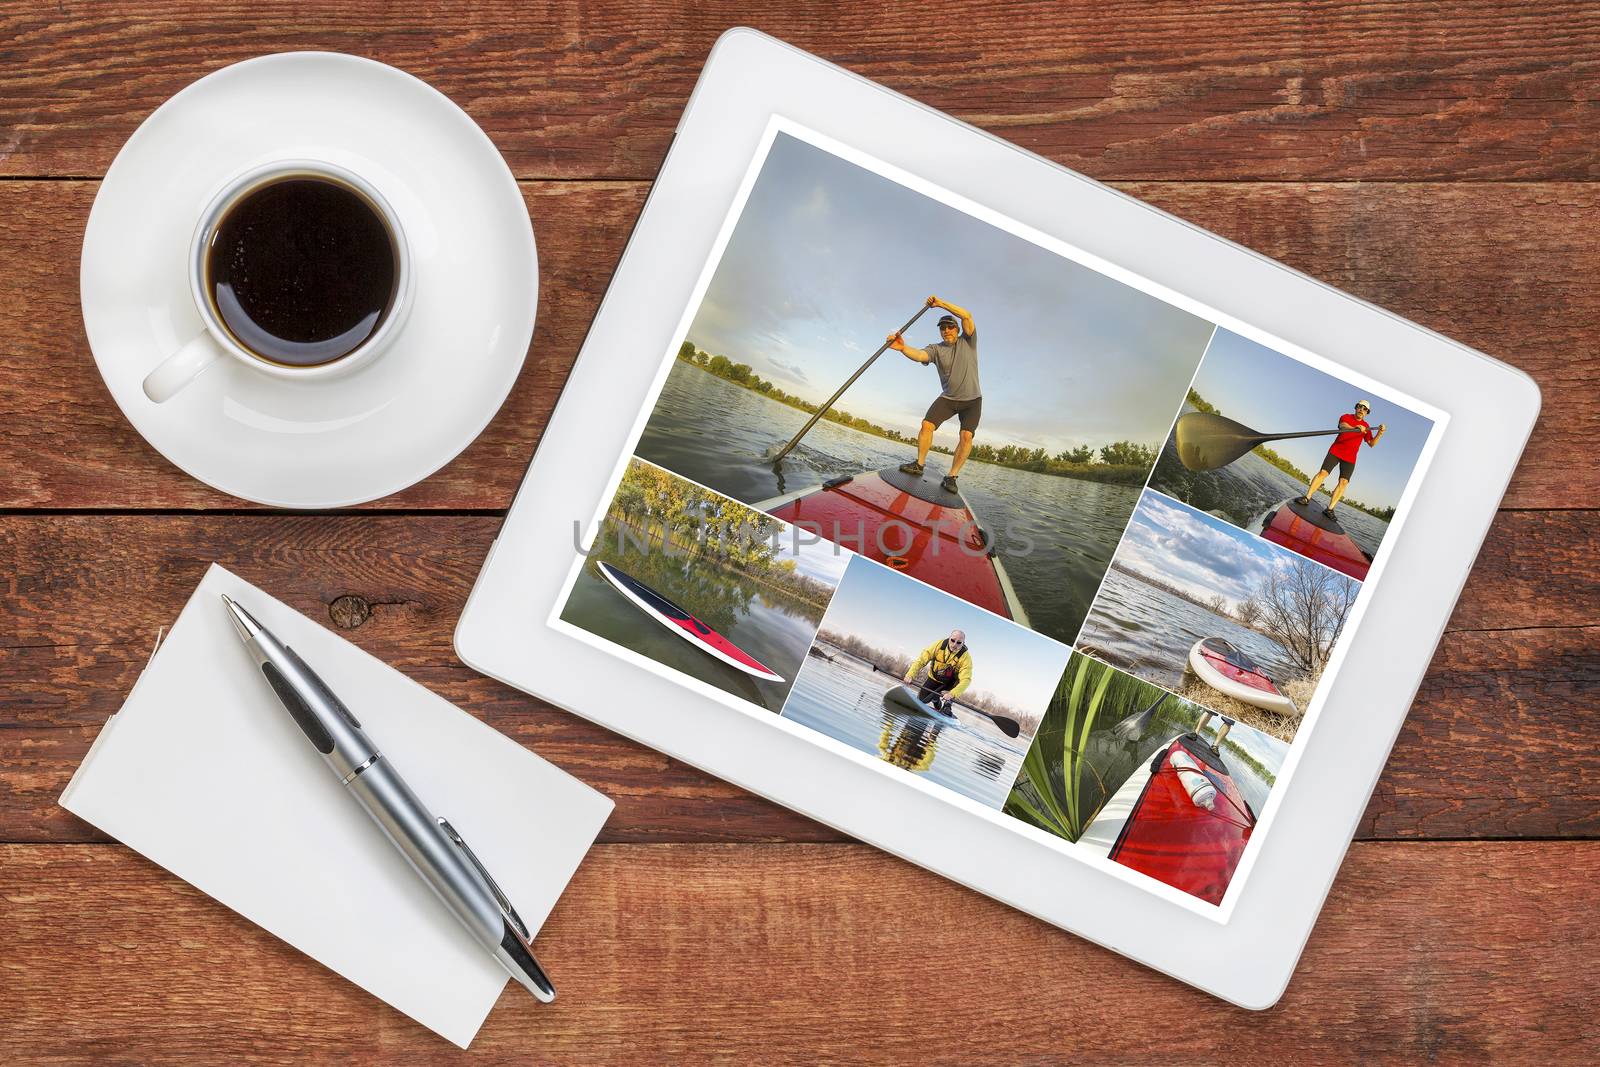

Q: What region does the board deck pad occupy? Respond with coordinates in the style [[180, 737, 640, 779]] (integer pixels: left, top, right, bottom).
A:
[[877, 465, 968, 509], [1260, 498, 1373, 580], [762, 466, 1021, 620], [1282, 495, 1350, 535]]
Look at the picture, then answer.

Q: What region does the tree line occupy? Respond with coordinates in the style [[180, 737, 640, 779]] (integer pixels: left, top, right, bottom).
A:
[[676, 343, 1158, 485], [605, 459, 838, 608], [1111, 552, 1358, 676]]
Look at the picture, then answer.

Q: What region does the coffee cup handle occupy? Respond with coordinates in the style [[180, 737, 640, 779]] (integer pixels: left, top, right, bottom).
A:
[[143, 331, 225, 403]]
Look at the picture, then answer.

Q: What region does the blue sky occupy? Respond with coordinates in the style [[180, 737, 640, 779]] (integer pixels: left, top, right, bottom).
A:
[[1156, 678, 1288, 767], [1185, 329, 1434, 510], [1112, 491, 1357, 614], [683, 130, 1216, 455], [1226, 716, 1289, 770], [820, 556, 1071, 709], [773, 525, 852, 587]]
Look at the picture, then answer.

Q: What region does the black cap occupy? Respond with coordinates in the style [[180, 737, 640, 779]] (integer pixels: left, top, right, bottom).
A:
[[937, 315, 959, 329]]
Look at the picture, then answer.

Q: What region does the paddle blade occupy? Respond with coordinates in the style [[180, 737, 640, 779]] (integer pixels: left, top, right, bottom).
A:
[[1111, 705, 1152, 742], [1110, 693, 1165, 742], [1173, 411, 1267, 471], [987, 714, 1022, 739]]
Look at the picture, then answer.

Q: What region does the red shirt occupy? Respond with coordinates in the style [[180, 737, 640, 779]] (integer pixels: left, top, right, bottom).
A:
[[1329, 414, 1377, 462]]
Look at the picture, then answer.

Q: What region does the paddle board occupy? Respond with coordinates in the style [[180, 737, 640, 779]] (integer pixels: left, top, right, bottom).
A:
[[1188, 637, 1297, 716], [758, 465, 1028, 623], [1259, 496, 1373, 581], [1079, 718, 1257, 906], [883, 681, 956, 719], [595, 560, 785, 682]]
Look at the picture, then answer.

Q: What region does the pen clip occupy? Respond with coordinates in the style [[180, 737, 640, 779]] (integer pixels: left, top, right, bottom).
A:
[[437, 817, 531, 942]]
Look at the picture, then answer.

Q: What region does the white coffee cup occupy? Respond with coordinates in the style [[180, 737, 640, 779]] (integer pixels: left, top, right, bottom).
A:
[[142, 159, 414, 403]]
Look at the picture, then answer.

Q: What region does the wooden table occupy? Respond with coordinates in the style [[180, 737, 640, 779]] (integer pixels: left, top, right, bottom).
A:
[[3, 4, 1597, 1061]]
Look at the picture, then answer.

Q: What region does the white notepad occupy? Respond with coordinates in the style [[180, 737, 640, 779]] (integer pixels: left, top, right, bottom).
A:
[[59, 564, 613, 1047]]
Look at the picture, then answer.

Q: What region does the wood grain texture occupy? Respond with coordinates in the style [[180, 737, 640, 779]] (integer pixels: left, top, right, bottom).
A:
[[4, 2, 1600, 182], [0, 179, 1593, 509], [3, 4, 1595, 1056], [3, 513, 1594, 845], [3, 842, 1597, 1062]]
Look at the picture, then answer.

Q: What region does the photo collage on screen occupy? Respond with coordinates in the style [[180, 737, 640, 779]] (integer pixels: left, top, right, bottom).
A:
[[553, 121, 1437, 908]]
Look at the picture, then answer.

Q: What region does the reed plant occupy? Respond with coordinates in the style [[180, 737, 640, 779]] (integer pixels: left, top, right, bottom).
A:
[[1005, 654, 1200, 842]]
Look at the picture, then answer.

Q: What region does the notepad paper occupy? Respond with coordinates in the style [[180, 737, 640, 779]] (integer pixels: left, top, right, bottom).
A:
[[59, 564, 613, 1047]]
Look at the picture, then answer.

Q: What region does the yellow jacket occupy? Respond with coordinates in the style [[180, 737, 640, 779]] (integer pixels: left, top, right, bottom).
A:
[[905, 639, 973, 700]]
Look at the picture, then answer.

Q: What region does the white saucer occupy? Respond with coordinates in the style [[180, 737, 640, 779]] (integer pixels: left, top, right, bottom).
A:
[[81, 52, 536, 507]]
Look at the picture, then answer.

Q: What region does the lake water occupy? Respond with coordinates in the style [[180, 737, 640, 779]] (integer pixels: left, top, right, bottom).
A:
[[1148, 405, 1391, 559], [780, 646, 1032, 809], [559, 533, 825, 711], [1075, 567, 1301, 691], [636, 361, 1143, 643]]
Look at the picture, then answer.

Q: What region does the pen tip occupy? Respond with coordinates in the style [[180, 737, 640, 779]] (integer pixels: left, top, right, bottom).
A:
[[221, 593, 261, 641]]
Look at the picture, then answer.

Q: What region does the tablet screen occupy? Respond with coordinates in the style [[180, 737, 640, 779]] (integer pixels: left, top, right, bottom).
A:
[[549, 117, 1446, 912]]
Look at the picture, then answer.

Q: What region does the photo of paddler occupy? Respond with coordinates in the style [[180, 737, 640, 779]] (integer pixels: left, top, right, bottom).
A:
[[633, 124, 1218, 645], [889, 297, 980, 495], [1003, 651, 1288, 906], [1148, 327, 1434, 581], [780, 555, 1070, 809]]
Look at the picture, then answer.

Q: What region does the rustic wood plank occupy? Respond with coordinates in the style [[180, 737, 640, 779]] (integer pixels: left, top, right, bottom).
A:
[[0, 180, 1592, 509], [1134, 181, 1596, 514], [3, 5, 1592, 1058], [1, 842, 1596, 1061], [3, 514, 1594, 844], [4, 2, 1600, 181]]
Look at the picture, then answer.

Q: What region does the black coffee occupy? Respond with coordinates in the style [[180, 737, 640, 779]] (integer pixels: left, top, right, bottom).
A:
[[206, 176, 398, 367]]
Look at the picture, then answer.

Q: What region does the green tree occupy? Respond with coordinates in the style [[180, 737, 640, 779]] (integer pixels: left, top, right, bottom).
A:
[[1100, 441, 1157, 468]]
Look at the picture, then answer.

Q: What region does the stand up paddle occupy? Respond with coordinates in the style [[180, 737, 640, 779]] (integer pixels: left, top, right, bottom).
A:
[[1173, 411, 1348, 471], [1111, 693, 1168, 742], [885, 681, 1024, 738], [765, 302, 933, 464]]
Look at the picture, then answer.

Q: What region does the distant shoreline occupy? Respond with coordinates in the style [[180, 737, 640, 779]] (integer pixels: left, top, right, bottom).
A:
[[673, 349, 1154, 486], [1108, 561, 1278, 644]]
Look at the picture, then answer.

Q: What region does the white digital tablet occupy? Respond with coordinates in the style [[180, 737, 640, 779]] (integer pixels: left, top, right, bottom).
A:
[[456, 29, 1540, 1007]]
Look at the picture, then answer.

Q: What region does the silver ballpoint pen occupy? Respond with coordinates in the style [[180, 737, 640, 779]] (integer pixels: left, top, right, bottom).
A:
[[221, 594, 556, 1003]]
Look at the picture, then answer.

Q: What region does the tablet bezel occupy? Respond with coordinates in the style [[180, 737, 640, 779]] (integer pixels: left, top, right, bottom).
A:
[[455, 28, 1540, 1008]]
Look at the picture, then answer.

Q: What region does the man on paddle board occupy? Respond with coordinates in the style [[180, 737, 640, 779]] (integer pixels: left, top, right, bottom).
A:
[[1296, 399, 1386, 518], [903, 629, 973, 711], [887, 295, 981, 495]]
